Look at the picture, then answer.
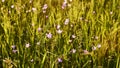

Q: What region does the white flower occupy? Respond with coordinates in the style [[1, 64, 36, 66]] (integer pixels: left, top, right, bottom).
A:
[[25, 43, 31, 48], [38, 27, 42, 32], [57, 29, 63, 34], [2, 0, 5, 2], [64, 19, 69, 25], [57, 24, 60, 29], [36, 42, 40, 45], [97, 44, 101, 48], [72, 34, 76, 38], [46, 33, 52, 39], [69, 39, 72, 43], [71, 49, 76, 53], [92, 46, 96, 50], [42, 4, 48, 10], [32, 8, 37, 11], [11, 5, 14, 8]]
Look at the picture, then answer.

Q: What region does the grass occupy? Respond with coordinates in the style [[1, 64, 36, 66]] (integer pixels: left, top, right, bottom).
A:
[[0, 0, 120, 68]]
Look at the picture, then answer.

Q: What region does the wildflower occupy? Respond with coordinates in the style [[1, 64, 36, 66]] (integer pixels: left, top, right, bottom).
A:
[[110, 11, 113, 15], [11, 45, 16, 49], [70, 49, 76, 53], [46, 33, 52, 39], [42, 4, 48, 10], [36, 42, 40, 45], [25, 43, 31, 48], [38, 27, 42, 32], [64, 19, 69, 25], [32, 8, 37, 11], [2, 0, 5, 2], [72, 34, 76, 38], [30, 59, 34, 62], [97, 44, 101, 48], [43, 10, 46, 13], [83, 50, 89, 54], [11, 5, 14, 8], [57, 58, 62, 63], [46, 15, 48, 18], [62, 1, 67, 9], [57, 29, 63, 34], [92, 46, 96, 51], [57, 24, 60, 29], [12, 50, 18, 53], [95, 36, 98, 40], [69, 39, 72, 43]]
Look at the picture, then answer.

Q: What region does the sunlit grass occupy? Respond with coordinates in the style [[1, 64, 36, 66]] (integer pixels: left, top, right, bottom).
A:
[[0, 0, 120, 68]]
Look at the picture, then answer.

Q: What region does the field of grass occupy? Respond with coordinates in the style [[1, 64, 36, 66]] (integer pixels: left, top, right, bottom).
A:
[[0, 0, 120, 68]]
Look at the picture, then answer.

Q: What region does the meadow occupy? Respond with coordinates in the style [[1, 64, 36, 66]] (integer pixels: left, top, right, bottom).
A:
[[0, 0, 120, 68]]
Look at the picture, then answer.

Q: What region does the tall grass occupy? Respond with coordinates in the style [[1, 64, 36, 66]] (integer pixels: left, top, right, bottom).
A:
[[0, 0, 120, 68]]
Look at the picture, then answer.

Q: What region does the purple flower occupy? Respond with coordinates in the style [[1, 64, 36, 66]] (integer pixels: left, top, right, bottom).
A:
[[58, 58, 62, 63], [83, 50, 89, 54], [46, 33, 52, 39]]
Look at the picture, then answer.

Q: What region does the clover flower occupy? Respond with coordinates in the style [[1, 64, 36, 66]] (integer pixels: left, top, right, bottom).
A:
[[42, 4, 48, 10]]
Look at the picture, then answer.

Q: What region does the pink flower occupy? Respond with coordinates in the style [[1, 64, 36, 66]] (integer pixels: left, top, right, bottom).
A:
[[58, 58, 62, 63], [46, 33, 52, 39]]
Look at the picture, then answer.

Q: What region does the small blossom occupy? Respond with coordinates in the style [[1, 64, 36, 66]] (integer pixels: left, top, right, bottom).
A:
[[25, 43, 31, 48], [92, 46, 96, 51], [70, 49, 76, 53], [11, 5, 14, 8], [42, 4, 48, 10], [30, 59, 34, 62], [72, 34, 76, 38], [70, 24, 73, 27], [83, 50, 89, 54], [95, 36, 98, 40], [46, 33, 52, 39], [32, 8, 37, 11], [58, 58, 62, 63], [12, 50, 18, 53], [110, 11, 113, 15], [11, 45, 16, 49], [69, 39, 72, 43], [62, 1, 67, 9], [43, 10, 46, 13], [57, 29, 63, 34], [38, 27, 42, 32], [36, 42, 40, 45], [69, 0, 72, 2], [64, 19, 69, 25], [57, 24, 60, 29], [46, 15, 48, 18], [2, 0, 5, 2], [97, 44, 101, 48]]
